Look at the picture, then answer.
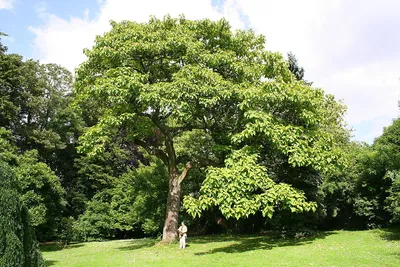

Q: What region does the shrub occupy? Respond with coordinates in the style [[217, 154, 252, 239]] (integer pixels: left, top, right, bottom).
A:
[[0, 161, 44, 267]]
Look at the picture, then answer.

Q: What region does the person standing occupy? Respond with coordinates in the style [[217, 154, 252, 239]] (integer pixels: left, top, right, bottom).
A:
[[178, 222, 187, 249]]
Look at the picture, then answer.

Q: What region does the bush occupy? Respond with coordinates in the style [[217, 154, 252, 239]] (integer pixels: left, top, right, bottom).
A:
[[15, 150, 66, 241], [385, 171, 400, 224], [74, 159, 169, 241], [0, 161, 44, 267], [58, 217, 75, 245]]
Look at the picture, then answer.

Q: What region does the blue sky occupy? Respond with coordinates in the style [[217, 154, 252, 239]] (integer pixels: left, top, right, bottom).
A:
[[1, 0, 98, 56], [1, 0, 399, 143]]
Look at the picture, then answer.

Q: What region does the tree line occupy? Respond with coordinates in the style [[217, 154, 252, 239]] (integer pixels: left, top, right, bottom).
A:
[[1, 16, 399, 253]]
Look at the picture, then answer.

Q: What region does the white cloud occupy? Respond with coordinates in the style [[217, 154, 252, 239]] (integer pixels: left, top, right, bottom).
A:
[[0, 0, 14, 9], [29, 0, 400, 143], [29, 0, 245, 73], [317, 59, 400, 126], [228, 0, 400, 142]]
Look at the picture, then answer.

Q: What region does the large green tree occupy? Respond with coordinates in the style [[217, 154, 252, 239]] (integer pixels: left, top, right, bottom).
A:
[[75, 16, 346, 242]]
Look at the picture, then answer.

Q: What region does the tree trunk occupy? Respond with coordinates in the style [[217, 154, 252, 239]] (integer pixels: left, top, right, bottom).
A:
[[162, 168, 181, 242], [162, 134, 181, 243], [161, 135, 192, 243]]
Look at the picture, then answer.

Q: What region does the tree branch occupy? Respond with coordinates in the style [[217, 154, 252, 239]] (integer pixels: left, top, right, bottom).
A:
[[178, 161, 192, 185], [170, 123, 195, 135], [133, 139, 169, 166], [177, 158, 222, 185]]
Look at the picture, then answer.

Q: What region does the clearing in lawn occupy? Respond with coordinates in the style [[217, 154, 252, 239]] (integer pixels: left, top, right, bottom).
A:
[[41, 228, 400, 267]]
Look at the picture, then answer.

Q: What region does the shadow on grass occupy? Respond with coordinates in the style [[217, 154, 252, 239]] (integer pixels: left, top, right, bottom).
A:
[[45, 260, 58, 266], [379, 227, 400, 241], [193, 232, 334, 255], [117, 238, 157, 251], [40, 243, 84, 252], [378, 228, 400, 260]]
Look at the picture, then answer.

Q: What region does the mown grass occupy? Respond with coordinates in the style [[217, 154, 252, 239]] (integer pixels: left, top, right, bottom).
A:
[[41, 228, 400, 267]]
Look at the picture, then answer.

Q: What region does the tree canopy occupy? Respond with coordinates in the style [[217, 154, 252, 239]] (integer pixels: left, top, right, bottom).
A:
[[75, 15, 347, 242]]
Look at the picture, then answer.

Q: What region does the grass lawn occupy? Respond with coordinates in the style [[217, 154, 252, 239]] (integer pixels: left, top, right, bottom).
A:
[[41, 228, 400, 267]]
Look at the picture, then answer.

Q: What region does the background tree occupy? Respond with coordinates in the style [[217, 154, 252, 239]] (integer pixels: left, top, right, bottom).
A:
[[0, 36, 72, 241], [287, 52, 312, 86], [14, 150, 66, 241], [0, 55, 73, 152], [385, 170, 400, 223], [375, 118, 400, 224], [74, 157, 168, 240], [287, 52, 305, 81], [0, 31, 7, 53], [0, 161, 44, 267], [0, 35, 77, 191], [0, 129, 66, 240], [321, 117, 400, 229]]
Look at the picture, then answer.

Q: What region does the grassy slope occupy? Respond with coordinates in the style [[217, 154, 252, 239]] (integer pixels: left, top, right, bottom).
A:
[[41, 229, 400, 267]]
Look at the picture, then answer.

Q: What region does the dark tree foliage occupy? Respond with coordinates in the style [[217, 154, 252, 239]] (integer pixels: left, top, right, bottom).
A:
[[376, 118, 400, 223], [0, 36, 70, 241], [0, 161, 44, 267], [287, 52, 312, 85], [375, 118, 400, 152], [0, 32, 7, 53], [321, 118, 400, 230], [288, 52, 305, 81], [0, 128, 66, 241], [74, 158, 168, 240]]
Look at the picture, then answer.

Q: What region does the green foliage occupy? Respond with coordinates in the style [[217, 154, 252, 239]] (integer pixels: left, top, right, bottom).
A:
[[0, 40, 79, 238], [74, 16, 347, 233], [74, 16, 256, 163], [74, 159, 168, 240], [375, 118, 400, 151], [0, 52, 73, 152], [174, 129, 222, 165], [0, 127, 17, 164], [287, 52, 304, 81], [376, 118, 400, 224], [184, 148, 316, 220], [385, 171, 400, 223], [321, 142, 360, 227], [57, 217, 75, 245], [0, 131, 66, 240], [75, 142, 142, 196], [0, 161, 44, 267], [233, 81, 347, 174], [321, 117, 400, 229], [14, 150, 66, 240], [73, 197, 115, 240], [0, 33, 7, 54]]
